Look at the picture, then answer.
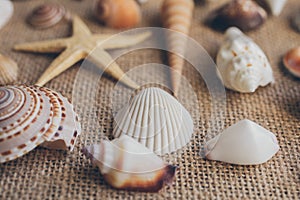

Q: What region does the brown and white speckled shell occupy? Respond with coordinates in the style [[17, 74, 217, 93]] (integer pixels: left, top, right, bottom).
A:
[[0, 54, 18, 86], [0, 85, 81, 163], [28, 3, 70, 29], [283, 47, 300, 78]]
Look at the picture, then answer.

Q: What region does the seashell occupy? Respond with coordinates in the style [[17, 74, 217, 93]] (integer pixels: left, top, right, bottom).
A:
[[161, 0, 194, 96], [0, 85, 81, 163], [210, 0, 267, 31], [0, 53, 18, 86], [263, 0, 287, 16], [283, 47, 300, 78], [292, 11, 300, 33], [216, 27, 274, 93], [28, 3, 69, 29], [204, 119, 280, 165], [0, 0, 13, 30], [136, 0, 148, 4], [83, 135, 177, 192], [113, 87, 194, 155], [94, 0, 141, 29]]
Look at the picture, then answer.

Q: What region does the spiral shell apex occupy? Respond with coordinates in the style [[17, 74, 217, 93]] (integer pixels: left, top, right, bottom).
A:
[[0, 54, 18, 86], [0, 85, 81, 163], [28, 3, 69, 29]]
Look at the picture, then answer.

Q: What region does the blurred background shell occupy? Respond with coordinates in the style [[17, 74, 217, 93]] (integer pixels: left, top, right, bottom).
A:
[[0, 54, 18, 86], [28, 3, 70, 29]]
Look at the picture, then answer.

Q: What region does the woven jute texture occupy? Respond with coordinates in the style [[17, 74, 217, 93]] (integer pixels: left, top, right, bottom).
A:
[[1, 0, 299, 199]]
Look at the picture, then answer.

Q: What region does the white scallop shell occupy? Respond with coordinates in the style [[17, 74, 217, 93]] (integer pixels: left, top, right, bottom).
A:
[[113, 87, 193, 155], [83, 135, 176, 192], [0, 0, 13, 30], [216, 27, 274, 93], [204, 119, 279, 165], [264, 0, 287, 16]]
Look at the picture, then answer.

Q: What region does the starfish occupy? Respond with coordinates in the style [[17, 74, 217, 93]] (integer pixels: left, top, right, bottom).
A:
[[14, 15, 151, 88]]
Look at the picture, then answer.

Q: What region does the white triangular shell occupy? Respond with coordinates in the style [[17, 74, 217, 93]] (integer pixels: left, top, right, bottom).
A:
[[0, 85, 81, 163], [113, 87, 194, 155], [204, 119, 279, 165], [83, 135, 176, 192], [216, 27, 274, 93], [0, 0, 13, 30], [264, 0, 287, 16]]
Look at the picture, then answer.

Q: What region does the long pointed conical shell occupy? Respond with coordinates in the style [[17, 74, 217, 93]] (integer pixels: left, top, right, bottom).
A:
[[264, 0, 287, 16], [113, 87, 193, 155], [83, 135, 176, 192], [216, 27, 274, 93], [204, 119, 279, 165], [0, 54, 18, 86], [0, 85, 81, 163], [161, 0, 194, 96], [0, 0, 13, 30]]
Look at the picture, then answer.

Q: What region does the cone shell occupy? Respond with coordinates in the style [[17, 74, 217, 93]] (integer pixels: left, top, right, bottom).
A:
[[94, 0, 141, 29], [210, 0, 267, 31], [0, 85, 81, 163], [283, 47, 300, 78], [28, 3, 69, 29], [0, 0, 13, 30], [83, 135, 177, 192], [216, 27, 274, 93], [264, 0, 287, 16], [204, 119, 279, 165], [113, 87, 194, 155], [161, 0, 194, 96], [0, 54, 18, 86]]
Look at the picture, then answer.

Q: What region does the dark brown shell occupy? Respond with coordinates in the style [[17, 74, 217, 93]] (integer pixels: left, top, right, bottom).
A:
[[209, 0, 267, 32], [292, 11, 300, 33]]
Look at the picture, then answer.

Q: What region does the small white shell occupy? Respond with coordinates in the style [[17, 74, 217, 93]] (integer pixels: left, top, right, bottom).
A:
[[264, 0, 287, 16], [113, 87, 194, 155], [83, 135, 176, 192], [0, 0, 13, 30], [204, 119, 279, 165], [216, 27, 274, 93]]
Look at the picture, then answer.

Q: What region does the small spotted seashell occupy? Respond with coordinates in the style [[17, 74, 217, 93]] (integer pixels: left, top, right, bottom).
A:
[[0, 85, 81, 163], [0, 53, 18, 86], [28, 3, 69, 29]]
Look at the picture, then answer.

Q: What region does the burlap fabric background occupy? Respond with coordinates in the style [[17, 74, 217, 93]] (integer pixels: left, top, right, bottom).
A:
[[0, 0, 299, 199]]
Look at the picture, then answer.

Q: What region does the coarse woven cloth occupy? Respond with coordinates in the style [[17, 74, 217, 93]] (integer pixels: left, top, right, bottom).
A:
[[0, 0, 299, 199]]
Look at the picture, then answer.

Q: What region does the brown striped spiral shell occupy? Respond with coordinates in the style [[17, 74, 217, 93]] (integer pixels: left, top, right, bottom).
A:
[[0, 85, 81, 163], [28, 3, 69, 29]]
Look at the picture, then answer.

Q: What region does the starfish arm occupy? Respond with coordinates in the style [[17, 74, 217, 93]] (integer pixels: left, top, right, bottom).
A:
[[93, 31, 152, 49], [36, 47, 87, 86], [13, 38, 69, 53], [72, 15, 92, 36], [88, 47, 138, 89]]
